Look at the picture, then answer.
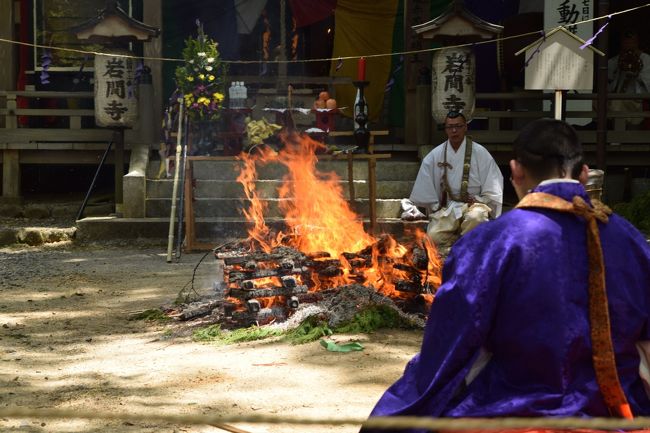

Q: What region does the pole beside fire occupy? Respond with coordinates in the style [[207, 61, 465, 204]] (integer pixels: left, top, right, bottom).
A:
[[167, 99, 184, 263]]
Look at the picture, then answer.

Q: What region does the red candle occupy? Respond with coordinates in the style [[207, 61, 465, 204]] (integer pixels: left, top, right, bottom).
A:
[[357, 57, 366, 81]]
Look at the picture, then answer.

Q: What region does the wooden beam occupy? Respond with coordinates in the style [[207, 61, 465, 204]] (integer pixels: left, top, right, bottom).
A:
[[1, 149, 20, 201], [142, 0, 163, 147], [0, 1, 15, 128]]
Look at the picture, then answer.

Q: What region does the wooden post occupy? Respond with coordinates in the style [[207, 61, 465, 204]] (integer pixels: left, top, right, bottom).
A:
[[2, 150, 20, 202], [278, 0, 287, 88], [183, 160, 196, 252], [114, 128, 124, 213], [595, 0, 610, 169], [554, 90, 563, 120], [368, 156, 377, 234], [143, 0, 163, 145], [416, 83, 432, 146], [0, 1, 15, 120], [5, 93, 17, 129], [347, 152, 355, 202], [2, 94, 21, 202]]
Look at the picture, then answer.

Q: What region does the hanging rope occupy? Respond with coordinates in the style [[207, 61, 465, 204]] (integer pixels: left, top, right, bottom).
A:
[[2, 407, 650, 431]]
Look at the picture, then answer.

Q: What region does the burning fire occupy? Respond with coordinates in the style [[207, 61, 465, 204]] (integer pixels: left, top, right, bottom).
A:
[[235, 132, 441, 298]]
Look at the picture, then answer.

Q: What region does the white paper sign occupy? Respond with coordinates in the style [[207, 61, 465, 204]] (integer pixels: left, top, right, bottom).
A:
[[94, 51, 138, 127], [544, 0, 593, 124], [524, 35, 595, 90], [544, 0, 592, 39], [431, 47, 475, 124]]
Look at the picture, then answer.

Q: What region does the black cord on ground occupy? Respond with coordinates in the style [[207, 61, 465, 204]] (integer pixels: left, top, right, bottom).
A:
[[177, 241, 239, 303]]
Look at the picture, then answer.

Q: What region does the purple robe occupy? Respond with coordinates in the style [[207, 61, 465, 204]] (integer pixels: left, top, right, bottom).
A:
[[363, 182, 650, 432]]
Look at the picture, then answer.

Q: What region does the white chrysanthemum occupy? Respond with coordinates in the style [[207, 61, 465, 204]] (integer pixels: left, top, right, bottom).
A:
[[205, 65, 213, 71], [197, 52, 206, 57], [188, 60, 194, 64], [207, 57, 215, 63]]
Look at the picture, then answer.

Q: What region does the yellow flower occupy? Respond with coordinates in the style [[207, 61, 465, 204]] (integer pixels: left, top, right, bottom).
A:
[[212, 92, 224, 103], [186, 75, 194, 82], [198, 74, 205, 80], [197, 97, 210, 106], [208, 75, 215, 81]]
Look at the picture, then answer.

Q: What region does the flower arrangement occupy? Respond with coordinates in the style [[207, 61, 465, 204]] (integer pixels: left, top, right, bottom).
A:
[[175, 22, 227, 121]]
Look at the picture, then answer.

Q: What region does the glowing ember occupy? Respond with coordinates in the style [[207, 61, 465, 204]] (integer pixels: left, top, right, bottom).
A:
[[235, 132, 441, 297]]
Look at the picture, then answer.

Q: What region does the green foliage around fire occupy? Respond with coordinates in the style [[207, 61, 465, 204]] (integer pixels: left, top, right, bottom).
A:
[[613, 189, 650, 234], [192, 305, 418, 346]]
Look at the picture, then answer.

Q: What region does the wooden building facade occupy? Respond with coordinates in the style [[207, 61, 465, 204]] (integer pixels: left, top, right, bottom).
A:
[[1, 0, 649, 208]]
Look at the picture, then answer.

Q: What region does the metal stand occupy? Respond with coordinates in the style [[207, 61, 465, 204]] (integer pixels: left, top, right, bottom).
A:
[[76, 137, 114, 221]]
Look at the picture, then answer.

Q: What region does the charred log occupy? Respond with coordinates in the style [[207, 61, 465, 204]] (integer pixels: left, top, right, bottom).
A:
[[229, 285, 308, 300], [318, 265, 343, 277], [223, 301, 238, 316], [246, 299, 261, 313], [281, 275, 297, 289], [411, 247, 429, 270], [231, 306, 287, 327], [222, 247, 308, 266], [177, 300, 224, 321], [296, 292, 324, 303], [348, 258, 371, 268], [228, 267, 307, 283], [395, 280, 423, 293], [393, 263, 421, 274], [307, 251, 331, 259], [286, 296, 299, 309]]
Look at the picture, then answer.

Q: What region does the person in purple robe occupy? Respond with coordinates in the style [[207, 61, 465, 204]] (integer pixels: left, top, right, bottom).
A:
[[360, 118, 650, 433]]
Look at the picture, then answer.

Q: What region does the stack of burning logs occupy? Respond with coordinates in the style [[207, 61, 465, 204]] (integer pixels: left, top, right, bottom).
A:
[[211, 235, 438, 328]]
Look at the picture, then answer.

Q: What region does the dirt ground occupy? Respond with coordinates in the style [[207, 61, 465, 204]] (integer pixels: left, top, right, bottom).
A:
[[0, 237, 423, 433]]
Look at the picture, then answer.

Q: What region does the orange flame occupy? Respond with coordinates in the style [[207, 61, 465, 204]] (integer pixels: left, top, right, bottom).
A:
[[236, 132, 442, 295], [236, 146, 278, 252], [275, 133, 375, 256]]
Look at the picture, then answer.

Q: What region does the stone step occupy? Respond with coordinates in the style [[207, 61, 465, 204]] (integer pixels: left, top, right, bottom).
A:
[[0, 226, 77, 247], [146, 178, 414, 199], [75, 216, 428, 245], [145, 197, 404, 219], [152, 159, 420, 181]]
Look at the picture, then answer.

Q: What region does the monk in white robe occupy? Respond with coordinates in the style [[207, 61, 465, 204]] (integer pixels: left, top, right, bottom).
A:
[[409, 111, 503, 251]]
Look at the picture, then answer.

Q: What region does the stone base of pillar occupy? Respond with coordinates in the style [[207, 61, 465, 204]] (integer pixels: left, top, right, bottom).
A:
[[122, 143, 150, 218]]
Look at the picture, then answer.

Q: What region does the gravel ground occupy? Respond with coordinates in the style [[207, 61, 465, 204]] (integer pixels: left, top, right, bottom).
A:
[[0, 209, 423, 433]]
